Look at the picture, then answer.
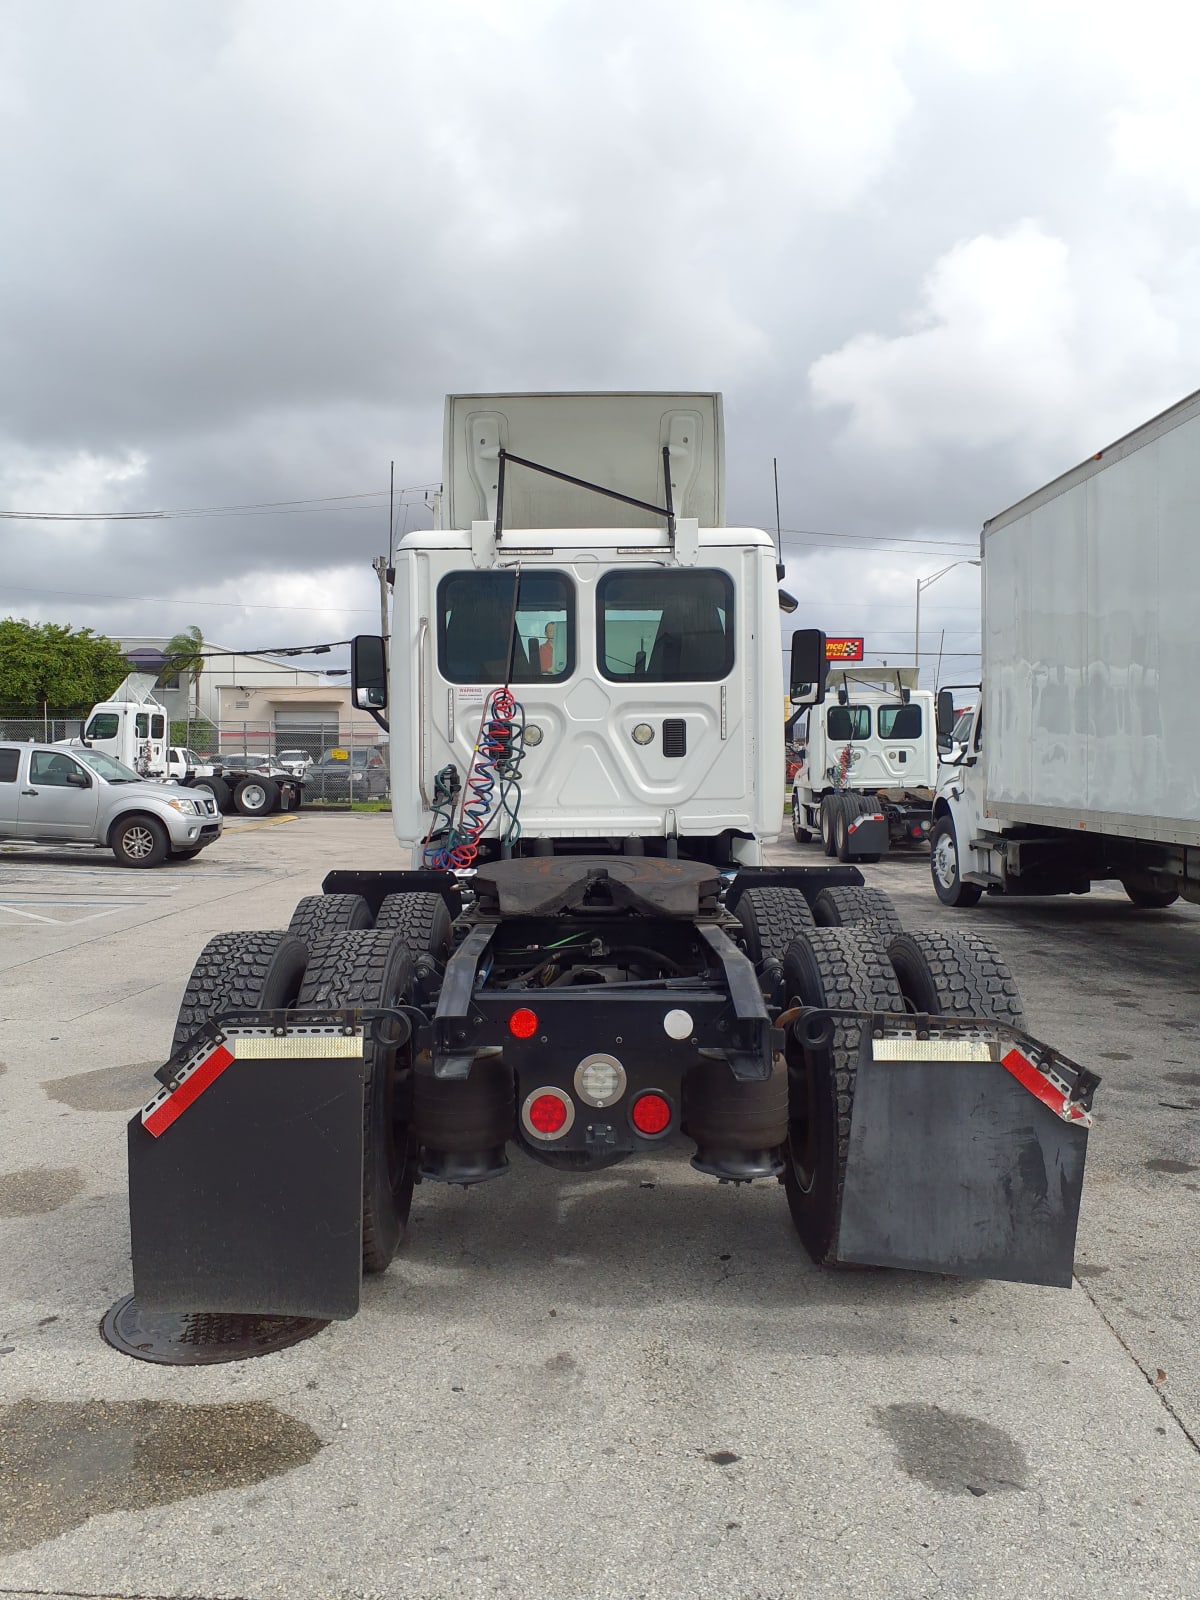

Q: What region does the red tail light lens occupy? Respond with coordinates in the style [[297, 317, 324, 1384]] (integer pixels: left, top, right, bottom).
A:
[[630, 1092, 672, 1136], [527, 1091, 570, 1136], [509, 1007, 539, 1039]]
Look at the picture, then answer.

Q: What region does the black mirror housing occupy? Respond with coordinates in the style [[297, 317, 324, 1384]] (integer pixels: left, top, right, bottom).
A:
[[352, 635, 388, 711], [936, 688, 957, 738], [789, 629, 827, 705]]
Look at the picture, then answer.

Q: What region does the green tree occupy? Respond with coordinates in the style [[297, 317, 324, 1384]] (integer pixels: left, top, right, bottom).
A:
[[159, 625, 205, 716], [0, 618, 129, 713]]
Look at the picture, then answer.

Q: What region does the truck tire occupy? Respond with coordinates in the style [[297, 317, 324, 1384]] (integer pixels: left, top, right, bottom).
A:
[[812, 886, 902, 937], [171, 929, 309, 1057], [791, 800, 813, 844], [375, 891, 453, 960], [736, 886, 815, 967], [288, 892, 374, 947], [820, 795, 840, 857], [929, 815, 982, 907], [110, 814, 169, 868], [233, 777, 278, 816], [194, 775, 231, 811], [1121, 876, 1179, 909], [886, 929, 1026, 1031], [297, 929, 418, 1273], [779, 928, 905, 1264]]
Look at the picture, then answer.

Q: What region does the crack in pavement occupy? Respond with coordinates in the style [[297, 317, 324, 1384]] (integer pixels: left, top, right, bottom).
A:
[[1074, 1272, 1200, 1455]]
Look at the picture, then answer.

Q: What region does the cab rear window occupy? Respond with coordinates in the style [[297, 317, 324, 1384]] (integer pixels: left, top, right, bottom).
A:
[[826, 706, 870, 741], [0, 749, 18, 782], [437, 571, 574, 684], [597, 570, 733, 682], [878, 704, 923, 740]]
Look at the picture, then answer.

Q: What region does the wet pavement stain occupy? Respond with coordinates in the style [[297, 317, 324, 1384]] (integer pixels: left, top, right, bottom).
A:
[[0, 1398, 323, 1555], [1164, 1071, 1200, 1088], [1099, 1051, 1133, 1061], [1074, 1263, 1110, 1278], [1145, 1158, 1199, 1174], [0, 1166, 83, 1216], [42, 1059, 159, 1112], [875, 1402, 1027, 1496]]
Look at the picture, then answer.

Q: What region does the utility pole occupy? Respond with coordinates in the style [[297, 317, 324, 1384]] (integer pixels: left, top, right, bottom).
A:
[[372, 555, 390, 642]]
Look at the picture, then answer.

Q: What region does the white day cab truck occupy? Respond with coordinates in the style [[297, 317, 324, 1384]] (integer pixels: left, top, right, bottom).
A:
[[932, 386, 1200, 912], [74, 676, 304, 816], [789, 665, 938, 861], [109, 394, 1099, 1360]]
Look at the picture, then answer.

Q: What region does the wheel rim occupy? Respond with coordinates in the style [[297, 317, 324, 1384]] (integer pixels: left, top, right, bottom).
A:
[[242, 784, 266, 810], [933, 830, 958, 889], [124, 825, 156, 859]]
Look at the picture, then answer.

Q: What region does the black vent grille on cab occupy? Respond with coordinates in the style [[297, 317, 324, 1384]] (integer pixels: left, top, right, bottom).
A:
[[662, 719, 686, 758]]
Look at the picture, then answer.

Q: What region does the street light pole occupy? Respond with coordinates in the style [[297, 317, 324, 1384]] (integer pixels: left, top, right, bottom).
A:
[[915, 559, 981, 687]]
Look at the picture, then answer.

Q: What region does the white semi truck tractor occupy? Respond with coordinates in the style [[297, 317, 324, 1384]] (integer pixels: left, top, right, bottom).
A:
[[932, 386, 1200, 911], [120, 393, 1098, 1338]]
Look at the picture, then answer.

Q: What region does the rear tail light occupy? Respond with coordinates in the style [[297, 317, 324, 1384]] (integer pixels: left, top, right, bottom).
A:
[[509, 1007, 539, 1040], [630, 1091, 672, 1137], [521, 1087, 574, 1141]]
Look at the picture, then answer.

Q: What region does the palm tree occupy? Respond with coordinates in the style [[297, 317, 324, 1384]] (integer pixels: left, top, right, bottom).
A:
[[160, 625, 205, 718]]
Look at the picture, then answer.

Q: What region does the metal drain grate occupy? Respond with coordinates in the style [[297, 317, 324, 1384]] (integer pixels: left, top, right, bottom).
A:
[[100, 1294, 329, 1365]]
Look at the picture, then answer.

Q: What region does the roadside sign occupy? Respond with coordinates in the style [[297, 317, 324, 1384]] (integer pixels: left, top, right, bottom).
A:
[[825, 637, 864, 661]]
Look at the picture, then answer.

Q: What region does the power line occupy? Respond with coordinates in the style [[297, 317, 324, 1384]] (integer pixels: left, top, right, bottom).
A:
[[0, 483, 441, 523], [1, 581, 377, 613]]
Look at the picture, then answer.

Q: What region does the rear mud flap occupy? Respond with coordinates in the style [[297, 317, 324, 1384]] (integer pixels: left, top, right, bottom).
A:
[[837, 1025, 1094, 1287], [128, 1026, 366, 1320], [845, 813, 888, 859]]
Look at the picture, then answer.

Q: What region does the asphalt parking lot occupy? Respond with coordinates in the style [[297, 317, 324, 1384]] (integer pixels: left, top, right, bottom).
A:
[[1, 815, 1198, 1600]]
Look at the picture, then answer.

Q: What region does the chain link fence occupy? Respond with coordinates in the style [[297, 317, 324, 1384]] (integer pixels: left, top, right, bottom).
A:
[[0, 713, 391, 806]]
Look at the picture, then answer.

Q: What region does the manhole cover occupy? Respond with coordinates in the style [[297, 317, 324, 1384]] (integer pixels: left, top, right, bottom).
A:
[[100, 1293, 328, 1365]]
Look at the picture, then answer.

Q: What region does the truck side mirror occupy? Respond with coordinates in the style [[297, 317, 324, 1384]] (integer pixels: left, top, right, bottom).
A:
[[936, 688, 956, 738], [789, 629, 827, 705], [352, 635, 388, 711]]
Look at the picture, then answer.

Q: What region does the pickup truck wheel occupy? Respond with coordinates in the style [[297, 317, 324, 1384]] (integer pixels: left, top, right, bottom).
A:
[[233, 777, 278, 816], [736, 886, 815, 968], [111, 815, 168, 868], [929, 815, 982, 907], [297, 930, 418, 1272], [812, 886, 902, 937], [193, 776, 231, 810], [886, 929, 1026, 1031], [171, 929, 309, 1057], [820, 795, 839, 856], [288, 893, 374, 947], [1121, 876, 1179, 909], [375, 891, 453, 960], [780, 928, 905, 1264]]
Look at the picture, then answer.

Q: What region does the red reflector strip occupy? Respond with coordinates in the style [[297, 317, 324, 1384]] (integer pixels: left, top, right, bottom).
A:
[[140, 1044, 234, 1138], [1001, 1047, 1091, 1126]]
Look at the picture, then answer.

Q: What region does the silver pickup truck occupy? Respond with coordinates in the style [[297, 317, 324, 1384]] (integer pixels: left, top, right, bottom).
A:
[[0, 743, 223, 866]]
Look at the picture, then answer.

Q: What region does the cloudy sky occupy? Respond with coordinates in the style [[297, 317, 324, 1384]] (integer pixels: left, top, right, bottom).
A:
[[3, 0, 1197, 688]]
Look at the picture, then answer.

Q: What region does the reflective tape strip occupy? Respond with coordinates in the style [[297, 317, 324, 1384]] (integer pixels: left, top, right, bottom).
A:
[[1002, 1046, 1092, 1127], [140, 1044, 234, 1138], [230, 1033, 364, 1059], [872, 1037, 994, 1062]]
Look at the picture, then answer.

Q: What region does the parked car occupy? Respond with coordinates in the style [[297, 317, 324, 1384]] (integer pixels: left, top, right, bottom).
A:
[[312, 746, 389, 799], [277, 749, 315, 778], [0, 743, 223, 865]]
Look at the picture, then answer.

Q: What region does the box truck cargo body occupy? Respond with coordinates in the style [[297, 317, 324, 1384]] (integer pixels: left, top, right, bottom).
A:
[[932, 387, 1200, 909]]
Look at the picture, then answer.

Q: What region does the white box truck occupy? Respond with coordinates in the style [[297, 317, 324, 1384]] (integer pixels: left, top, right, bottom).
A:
[[932, 386, 1200, 910]]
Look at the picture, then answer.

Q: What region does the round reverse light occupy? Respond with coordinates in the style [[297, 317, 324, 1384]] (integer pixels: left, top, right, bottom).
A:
[[509, 1007, 539, 1040], [631, 723, 655, 745], [522, 1087, 575, 1140], [663, 1008, 693, 1041], [524, 724, 544, 747], [574, 1053, 627, 1108], [630, 1091, 672, 1137]]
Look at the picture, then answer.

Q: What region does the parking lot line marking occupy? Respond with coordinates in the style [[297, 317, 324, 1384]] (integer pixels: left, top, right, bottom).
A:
[[0, 904, 127, 925]]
